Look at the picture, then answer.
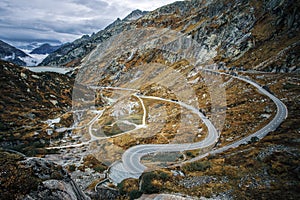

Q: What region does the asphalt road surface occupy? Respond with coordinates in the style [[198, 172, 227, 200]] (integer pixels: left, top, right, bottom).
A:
[[109, 70, 288, 183]]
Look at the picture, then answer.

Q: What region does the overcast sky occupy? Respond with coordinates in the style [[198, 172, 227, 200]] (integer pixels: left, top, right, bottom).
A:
[[0, 0, 178, 47]]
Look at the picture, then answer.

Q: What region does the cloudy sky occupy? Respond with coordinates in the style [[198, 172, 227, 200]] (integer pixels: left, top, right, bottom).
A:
[[0, 0, 178, 47]]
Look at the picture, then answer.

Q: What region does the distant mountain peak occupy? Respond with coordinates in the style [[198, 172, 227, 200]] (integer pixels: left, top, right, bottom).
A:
[[30, 43, 61, 55], [104, 17, 123, 30], [104, 9, 148, 30], [123, 9, 149, 21]]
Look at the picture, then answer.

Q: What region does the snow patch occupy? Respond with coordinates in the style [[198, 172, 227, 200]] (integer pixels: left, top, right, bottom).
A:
[[44, 117, 61, 128], [188, 77, 199, 84]]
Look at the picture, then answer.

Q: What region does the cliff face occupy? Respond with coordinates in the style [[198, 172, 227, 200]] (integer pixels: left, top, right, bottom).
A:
[[134, 0, 299, 72], [41, 0, 299, 72]]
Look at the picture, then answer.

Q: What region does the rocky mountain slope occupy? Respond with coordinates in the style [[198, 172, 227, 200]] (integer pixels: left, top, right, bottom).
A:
[[30, 43, 61, 55], [39, 9, 148, 67], [41, 0, 299, 73], [0, 40, 30, 66], [0, 60, 73, 156], [1, 150, 89, 200], [63, 0, 299, 199]]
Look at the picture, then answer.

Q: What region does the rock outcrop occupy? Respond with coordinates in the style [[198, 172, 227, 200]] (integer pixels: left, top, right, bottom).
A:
[[0, 150, 89, 200]]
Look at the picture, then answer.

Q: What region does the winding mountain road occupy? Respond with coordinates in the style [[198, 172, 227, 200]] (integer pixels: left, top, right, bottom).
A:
[[121, 95, 219, 174], [47, 69, 287, 184], [187, 70, 288, 160], [109, 70, 288, 183]]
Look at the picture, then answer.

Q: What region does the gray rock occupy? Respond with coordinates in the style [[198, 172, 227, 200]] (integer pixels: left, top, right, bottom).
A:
[[21, 158, 90, 200], [88, 186, 120, 200]]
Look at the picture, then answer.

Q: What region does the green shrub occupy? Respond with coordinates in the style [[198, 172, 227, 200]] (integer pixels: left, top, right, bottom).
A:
[[117, 181, 126, 195], [140, 172, 160, 194], [159, 171, 170, 181], [186, 151, 195, 158], [94, 165, 106, 172], [68, 164, 76, 172], [183, 161, 211, 172], [129, 190, 142, 200], [0, 121, 8, 131], [250, 136, 259, 144]]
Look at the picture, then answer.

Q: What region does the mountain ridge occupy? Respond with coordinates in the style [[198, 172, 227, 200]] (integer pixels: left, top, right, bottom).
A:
[[30, 43, 61, 55], [0, 40, 30, 66], [40, 0, 299, 73], [38, 9, 149, 67]]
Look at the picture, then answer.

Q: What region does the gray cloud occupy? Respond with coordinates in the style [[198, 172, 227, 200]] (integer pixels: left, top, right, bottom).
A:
[[0, 0, 178, 47]]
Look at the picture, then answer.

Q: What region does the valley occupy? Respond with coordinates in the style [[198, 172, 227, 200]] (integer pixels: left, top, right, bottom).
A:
[[0, 0, 299, 199]]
